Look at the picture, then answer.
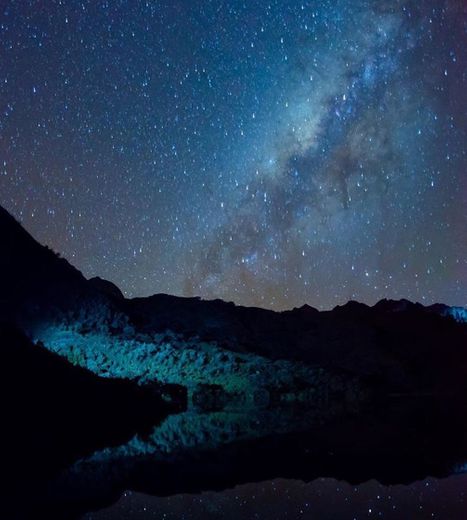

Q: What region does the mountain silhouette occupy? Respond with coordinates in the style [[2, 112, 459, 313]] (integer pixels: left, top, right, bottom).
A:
[[1, 203, 466, 398], [1, 203, 467, 519]]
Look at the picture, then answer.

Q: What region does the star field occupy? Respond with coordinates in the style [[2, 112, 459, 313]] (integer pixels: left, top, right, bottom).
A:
[[0, 0, 465, 310]]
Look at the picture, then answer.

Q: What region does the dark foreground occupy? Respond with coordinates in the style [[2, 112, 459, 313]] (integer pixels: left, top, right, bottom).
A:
[[3, 392, 467, 519]]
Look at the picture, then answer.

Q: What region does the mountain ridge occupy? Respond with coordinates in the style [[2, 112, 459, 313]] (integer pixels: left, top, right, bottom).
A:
[[1, 203, 466, 401], [2, 204, 465, 318]]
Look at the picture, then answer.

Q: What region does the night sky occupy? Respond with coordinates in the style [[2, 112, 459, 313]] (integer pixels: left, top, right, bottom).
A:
[[0, 0, 465, 310]]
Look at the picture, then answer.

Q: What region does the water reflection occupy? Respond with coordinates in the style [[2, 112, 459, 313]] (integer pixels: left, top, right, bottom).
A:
[[84, 475, 467, 520], [6, 397, 467, 519]]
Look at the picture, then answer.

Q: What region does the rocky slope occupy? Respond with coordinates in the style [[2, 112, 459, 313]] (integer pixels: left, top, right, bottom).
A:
[[123, 293, 467, 395], [0, 324, 179, 490]]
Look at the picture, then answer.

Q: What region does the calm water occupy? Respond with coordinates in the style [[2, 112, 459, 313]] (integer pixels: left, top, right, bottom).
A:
[[8, 398, 467, 519], [84, 475, 467, 520]]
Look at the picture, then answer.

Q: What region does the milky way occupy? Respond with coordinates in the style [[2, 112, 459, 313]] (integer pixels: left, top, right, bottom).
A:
[[0, 0, 465, 310]]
